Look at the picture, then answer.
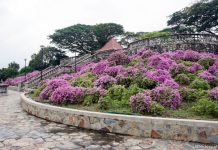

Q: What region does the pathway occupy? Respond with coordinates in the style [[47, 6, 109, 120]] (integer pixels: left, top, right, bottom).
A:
[[0, 90, 216, 150]]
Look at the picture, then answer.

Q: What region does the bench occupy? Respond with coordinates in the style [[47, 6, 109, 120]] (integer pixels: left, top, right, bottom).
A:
[[0, 84, 8, 96]]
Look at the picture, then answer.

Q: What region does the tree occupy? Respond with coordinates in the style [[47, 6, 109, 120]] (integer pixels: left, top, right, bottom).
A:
[[29, 46, 68, 70], [8, 61, 20, 71], [0, 68, 18, 81], [19, 66, 33, 75], [49, 23, 125, 55], [138, 31, 169, 40], [167, 0, 218, 34], [49, 24, 98, 54], [93, 23, 124, 48]]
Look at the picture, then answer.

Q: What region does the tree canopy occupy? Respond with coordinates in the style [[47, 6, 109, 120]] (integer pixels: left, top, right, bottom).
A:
[[29, 46, 68, 70], [8, 61, 20, 71], [167, 0, 218, 34], [49, 23, 124, 54]]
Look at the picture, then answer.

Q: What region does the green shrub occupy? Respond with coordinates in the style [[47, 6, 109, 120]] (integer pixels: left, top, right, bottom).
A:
[[98, 96, 111, 110], [175, 74, 190, 85], [32, 84, 46, 97], [176, 60, 193, 66], [71, 72, 96, 88], [190, 78, 210, 90], [123, 84, 144, 101], [127, 60, 139, 67], [192, 99, 218, 117], [133, 76, 157, 89], [198, 58, 215, 69], [179, 88, 208, 102], [150, 101, 165, 116], [108, 85, 125, 101], [186, 73, 198, 82], [83, 95, 98, 106], [117, 77, 133, 88]]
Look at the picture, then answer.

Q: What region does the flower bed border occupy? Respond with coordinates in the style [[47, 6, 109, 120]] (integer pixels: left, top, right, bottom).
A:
[[20, 93, 218, 144]]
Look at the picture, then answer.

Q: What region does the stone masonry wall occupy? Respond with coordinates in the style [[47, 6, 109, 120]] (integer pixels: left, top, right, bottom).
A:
[[20, 93, 218, 144]]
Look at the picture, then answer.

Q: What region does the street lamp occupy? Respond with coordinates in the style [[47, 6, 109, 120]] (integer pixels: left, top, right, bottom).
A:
[[74, 51, 77, 73], [24, 58, 27, 81]]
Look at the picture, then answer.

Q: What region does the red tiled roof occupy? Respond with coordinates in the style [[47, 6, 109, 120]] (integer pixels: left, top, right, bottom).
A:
[[96, 38, 123, 53]]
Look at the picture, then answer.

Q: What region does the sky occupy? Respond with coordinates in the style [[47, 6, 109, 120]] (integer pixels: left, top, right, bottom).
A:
[[0, 0, 195, 69]]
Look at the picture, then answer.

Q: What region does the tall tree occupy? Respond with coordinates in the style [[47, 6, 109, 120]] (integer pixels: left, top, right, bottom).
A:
[[49, 24, 98, 54], [167, 0, 218, 34], [93, 23, 124, 48], [8, 61, 20, 71], [29, 46, 68, 70], [49, 23, 124, 55]]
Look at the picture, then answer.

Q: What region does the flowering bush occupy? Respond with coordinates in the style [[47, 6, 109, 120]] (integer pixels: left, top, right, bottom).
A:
[[182, 50, 200, 61], [208, 61, 218, 75], [137, 49, 157, 59], [145, 69, 171, 83], [151, 85, 181, 109], [198, 57, 215, 69], [92, 60, 109, 75], [129, 92, 152, 114], [198, 71, 215, 81], [104, 65, 124, 77], [190, 78, 210, 90], [175, 74, 190, 85], [170, 63, 188, 77], [188, 63, 203, 73], [209, 87, 218, 101], [160, 79, 179, 89], [50, 86, 85, 104], [147, 55, 176, 70], [108, 50, 130, 65], [5, 71, 40, 86], [94, 75, 117, 89]]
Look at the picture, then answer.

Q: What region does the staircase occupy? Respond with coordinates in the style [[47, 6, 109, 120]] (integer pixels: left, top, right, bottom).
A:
[[24, 52, 99, 88]]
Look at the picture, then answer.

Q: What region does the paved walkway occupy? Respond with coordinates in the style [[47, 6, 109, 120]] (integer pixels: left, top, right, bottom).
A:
[[0, 91, 216, 150]]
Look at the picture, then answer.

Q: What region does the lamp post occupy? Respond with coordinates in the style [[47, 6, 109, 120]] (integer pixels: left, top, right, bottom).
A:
[[74, 51, 77, 73], [41, 50, 43, 80], [24, 58, 27, 81]]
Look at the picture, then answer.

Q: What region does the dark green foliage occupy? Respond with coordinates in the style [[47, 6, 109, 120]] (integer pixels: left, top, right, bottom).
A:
[[133, 76, 157, 89], [19, 66, 33, 75], [0, 68, 18, 81], [179, 88, 208, 102], [29, 46, 67, 70], [49, 23, 124, 54], [83, 95, 98, 106], [168, 0, 218, 34], [175, 73, 190, 85], [122, 84, 144, 102], [150, 101, 165, 116], [190, 78, 210, 90], [8, 61, 20, 71], [176, 60, 193, 66], [99, 96, 111, 110], [198, 58, 215, 69], [192, 99, 218, 117], [94, 23, 124, 48], [117, 77, 133, 88]]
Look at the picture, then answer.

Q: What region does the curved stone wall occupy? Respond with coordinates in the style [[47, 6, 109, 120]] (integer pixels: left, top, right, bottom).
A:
[[20, 93, 218, 144]]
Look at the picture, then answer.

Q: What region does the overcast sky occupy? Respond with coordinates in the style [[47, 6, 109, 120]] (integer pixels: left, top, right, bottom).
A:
[[0, 0, 195, 69]]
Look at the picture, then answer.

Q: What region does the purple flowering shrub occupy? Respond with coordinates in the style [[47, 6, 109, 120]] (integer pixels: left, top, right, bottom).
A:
[[34, 48, 218, 117], [50, 86, 85, 104], [94, 75, 117, 89], [209, 87, 218, 101], [151, 85, 182, 109], [108, 50, 130, 65], [5, 71, 40, 86]]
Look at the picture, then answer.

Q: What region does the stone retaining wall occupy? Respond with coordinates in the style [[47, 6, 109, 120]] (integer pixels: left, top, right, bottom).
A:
[[20, 93, 218, 144]]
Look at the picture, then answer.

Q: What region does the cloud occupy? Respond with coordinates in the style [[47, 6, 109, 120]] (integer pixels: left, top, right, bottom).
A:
[[0, 0, 193, 68]]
